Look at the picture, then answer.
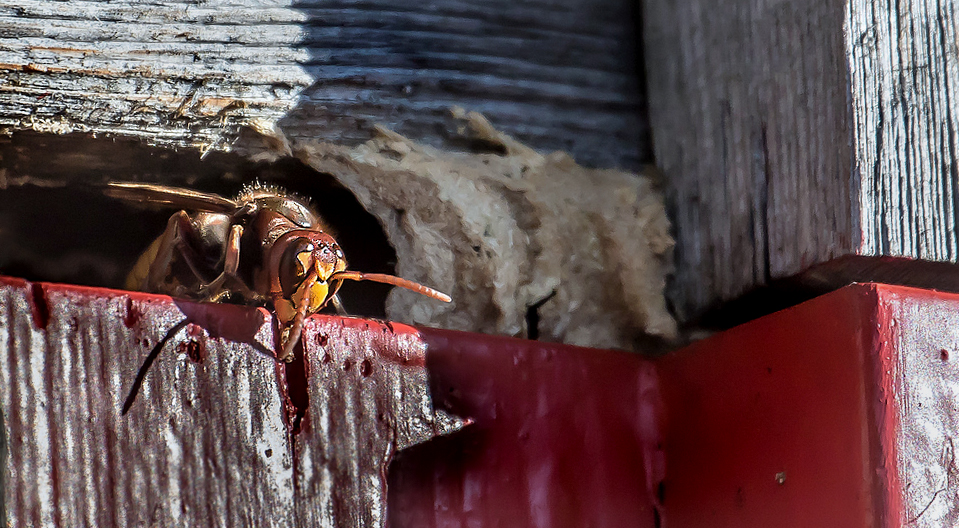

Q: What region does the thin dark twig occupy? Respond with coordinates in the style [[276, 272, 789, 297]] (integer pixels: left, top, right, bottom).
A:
[[907, 437, 955, 524], [121, 318, 190, 415], [909, 486, 947, 524]]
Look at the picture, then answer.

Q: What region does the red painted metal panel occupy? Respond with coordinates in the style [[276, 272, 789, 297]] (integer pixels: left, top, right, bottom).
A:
[[655, 283, 959, 527], [389, 328, 663, 528], [655, 284, 884, 527], [385, 283, 959, 527]]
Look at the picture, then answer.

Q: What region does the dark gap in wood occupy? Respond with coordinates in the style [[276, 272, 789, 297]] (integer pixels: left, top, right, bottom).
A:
[[872, 91, 889, 255], [937, 12, 959, 263], [691, 281, 824, 332], [758, 123, 772, 285], [284, 340, 311, 436], [693, 255, 959, 331], [524, 289, 557, 340], [26, 282, 49, 330], [633, 0, 654, 160]]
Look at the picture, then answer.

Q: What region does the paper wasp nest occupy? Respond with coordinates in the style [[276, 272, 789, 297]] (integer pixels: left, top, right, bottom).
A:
[[291, 111, 676, 350]]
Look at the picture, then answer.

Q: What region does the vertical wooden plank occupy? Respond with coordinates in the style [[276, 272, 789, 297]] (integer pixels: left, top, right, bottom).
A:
[[642, 0, 959, 320], [292, 317, 464, 527], [0, 278, 296, 526], [642, 0, 854, 319], [847, 1, 959, 261]]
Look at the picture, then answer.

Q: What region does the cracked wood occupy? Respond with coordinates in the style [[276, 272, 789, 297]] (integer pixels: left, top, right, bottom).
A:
[[642, 0, 959, 320]]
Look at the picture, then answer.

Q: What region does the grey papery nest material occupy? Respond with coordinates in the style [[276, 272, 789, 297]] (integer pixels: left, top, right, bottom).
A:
[[290, 111, 676, 350]]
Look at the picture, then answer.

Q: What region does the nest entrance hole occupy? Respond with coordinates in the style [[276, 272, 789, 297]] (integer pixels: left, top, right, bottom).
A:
[[0, 131, 397, 317]]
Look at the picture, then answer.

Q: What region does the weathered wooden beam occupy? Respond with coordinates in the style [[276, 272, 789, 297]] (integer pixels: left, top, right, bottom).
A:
[[0, 0, 649, 170], [642, 0, 959, 320], [0, 276, 463, 526]]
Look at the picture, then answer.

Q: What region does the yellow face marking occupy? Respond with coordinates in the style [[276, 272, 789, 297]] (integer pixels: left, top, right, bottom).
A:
[[288, 276, 331, 319], [307, 281, 329, 313], [295, 251, 312, 276], [315, 259, 336, 282]]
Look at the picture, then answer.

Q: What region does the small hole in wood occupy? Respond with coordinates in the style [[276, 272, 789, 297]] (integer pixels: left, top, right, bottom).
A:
[[360, 358, 372, 377]]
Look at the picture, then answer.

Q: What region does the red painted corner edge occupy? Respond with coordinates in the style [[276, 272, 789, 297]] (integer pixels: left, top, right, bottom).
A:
[[869, 284, 903, 528], [653, 282, 959, 528]]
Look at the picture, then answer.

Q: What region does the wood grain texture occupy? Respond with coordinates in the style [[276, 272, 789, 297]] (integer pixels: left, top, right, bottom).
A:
[[642, 0, 959, 321], [0, 276, 463, 527], [0, 0, 648, 170], [292, 316, 467, 526], [847, 1, 959, 260]]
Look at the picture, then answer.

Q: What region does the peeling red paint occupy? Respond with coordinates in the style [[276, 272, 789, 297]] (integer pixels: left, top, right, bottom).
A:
[[16, 277, 959, 527], [0, 276, 469, 526], [177, 338, 205, 364], [315, 332, 329, 347]]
